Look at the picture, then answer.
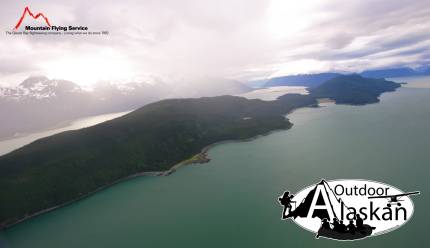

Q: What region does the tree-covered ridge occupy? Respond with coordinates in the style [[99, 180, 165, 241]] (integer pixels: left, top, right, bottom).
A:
[[0, 75, 400, 228], [264, 73, 341, 88], [309, 74, 401, 105]]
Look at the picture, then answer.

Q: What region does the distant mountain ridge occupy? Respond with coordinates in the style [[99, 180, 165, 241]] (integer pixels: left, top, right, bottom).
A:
[[0, 76, 83, 100], [360, 67, 430, 78], [264, 73, 341, 88], [0, 77, 251, 140], [262, 66, 430, 88], [309, 74, 400, 105]]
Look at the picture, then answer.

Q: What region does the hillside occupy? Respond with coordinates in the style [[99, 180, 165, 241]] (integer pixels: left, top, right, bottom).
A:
[[264, 73, 341, 88], [262, 66, 430, 88], [309, 74, 401, 105], [0, 77, 251, 140], [0, 75, 401, 228]]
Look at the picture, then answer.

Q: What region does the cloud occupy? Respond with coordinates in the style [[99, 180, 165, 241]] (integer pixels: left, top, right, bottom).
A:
[[0, 0, 429, 86]]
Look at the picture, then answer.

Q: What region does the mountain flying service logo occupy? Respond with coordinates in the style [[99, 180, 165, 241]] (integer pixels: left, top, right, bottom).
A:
[[278, 179, 419, 241], [10, 6, 93, 33], [14, 6, 51, 30]]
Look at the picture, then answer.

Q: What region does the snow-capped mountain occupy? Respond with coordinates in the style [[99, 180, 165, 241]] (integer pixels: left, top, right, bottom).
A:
[[0, 76, 251, 140], [0, 76, 84, 101]]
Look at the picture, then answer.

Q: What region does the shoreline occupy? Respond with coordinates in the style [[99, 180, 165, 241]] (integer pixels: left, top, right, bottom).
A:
[[0, 101, 326, 230], [2, 146, 213, 229], [0, 120, 296, 230], [0, 88, 398, 230]]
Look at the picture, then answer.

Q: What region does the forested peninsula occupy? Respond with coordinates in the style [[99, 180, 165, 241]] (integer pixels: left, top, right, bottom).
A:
[[0, 75, 400, 229]]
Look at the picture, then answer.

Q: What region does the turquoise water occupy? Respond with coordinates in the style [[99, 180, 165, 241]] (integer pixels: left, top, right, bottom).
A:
[[1, 77, 429, 247]]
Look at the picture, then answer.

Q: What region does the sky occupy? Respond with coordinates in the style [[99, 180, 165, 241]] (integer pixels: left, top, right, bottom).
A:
[[0, 0, 430, 87]]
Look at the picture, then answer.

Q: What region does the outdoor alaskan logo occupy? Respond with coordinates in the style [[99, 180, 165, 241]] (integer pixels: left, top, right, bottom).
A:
[[278, 179, 420, 241]]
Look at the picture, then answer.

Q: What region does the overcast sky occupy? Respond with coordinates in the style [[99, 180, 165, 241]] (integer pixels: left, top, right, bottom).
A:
[[1, 0, 430, 87]]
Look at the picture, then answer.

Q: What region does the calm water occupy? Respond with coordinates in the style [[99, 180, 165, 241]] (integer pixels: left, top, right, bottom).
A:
[[0, 111, 131, 156], [1, 77, 429, 247], [238, 86, 308, 100]]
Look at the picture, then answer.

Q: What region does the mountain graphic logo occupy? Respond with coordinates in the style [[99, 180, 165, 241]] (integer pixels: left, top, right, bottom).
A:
[[14, 6, 52, 30], [278, 179, 419, 241], [285, 180, 348, 220]]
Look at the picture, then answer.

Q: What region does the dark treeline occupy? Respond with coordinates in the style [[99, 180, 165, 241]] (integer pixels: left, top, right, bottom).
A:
[[0, 75, 400, 228]]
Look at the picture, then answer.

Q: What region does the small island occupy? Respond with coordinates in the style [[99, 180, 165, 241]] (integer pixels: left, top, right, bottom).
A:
[[0, 75, 400, 229]]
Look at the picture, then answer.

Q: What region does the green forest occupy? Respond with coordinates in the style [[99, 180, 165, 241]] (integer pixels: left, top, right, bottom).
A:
[[0, 75, 400, 228]]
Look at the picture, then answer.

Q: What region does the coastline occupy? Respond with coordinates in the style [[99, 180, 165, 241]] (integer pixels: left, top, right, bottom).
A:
[[0, 119, 295, 230], [0, 85, 400, 229]]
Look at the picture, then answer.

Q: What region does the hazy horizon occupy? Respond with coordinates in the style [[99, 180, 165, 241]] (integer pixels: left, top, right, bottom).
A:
[[1, 0, 430, 87]]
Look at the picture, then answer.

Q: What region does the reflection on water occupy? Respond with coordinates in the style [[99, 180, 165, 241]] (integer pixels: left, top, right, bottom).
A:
[[238, 86, 308, 101], [388, 76, 430, 88], [0, 111, 131, 156]]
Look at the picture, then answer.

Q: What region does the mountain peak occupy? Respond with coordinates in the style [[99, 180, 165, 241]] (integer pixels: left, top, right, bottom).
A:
[[20, 76, 49, 88]]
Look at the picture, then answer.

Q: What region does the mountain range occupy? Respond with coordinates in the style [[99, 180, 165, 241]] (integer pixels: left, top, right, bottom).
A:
[[262, 66, 430, 88], [2, 66, 425, 139], [0, 76, 251, 140], [360, 66, 430, 78]]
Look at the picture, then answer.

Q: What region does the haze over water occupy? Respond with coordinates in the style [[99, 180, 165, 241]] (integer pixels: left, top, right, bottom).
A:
[[0, 111, 131, 156], [1, 77, 429, 248]]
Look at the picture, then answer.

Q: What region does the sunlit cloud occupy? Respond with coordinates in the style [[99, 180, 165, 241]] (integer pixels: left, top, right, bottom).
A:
[[0, 0, 429, 86]]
